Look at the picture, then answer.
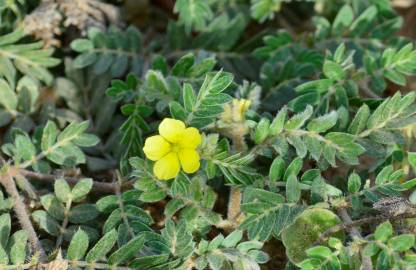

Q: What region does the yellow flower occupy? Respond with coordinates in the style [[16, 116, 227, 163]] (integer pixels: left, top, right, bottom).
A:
[[143, 118, 202, 180]]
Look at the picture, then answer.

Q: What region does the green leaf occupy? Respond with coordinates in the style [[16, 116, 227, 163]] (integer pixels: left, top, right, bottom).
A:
[[71, 39, 94, 53], [328, 237, 342, 250], [72, 26, 142, 75], [73, 53, 97, 68], [139, 189, 167, 203], [58, 121, 89, 143], [348, 104, 370, 135], [222, 230, 243, 248], [388, 234, 415, 252], [0, 245, 8, 265], [349, 5, 377, 35], [183, 83, 196, 112], [375, 165, 393, 185], [0, 29, 60, 84], [40, 195, 65, 220], [254, 118, 270, 144], [7, 230, 27, 265], [174, 0, 213, 33], [207, 253, 224, 270], [187, 71, 233, 128], [332, 5, 354, 32], [363, 242, 380, 257], [249, 250, 270, 264], [73, 134, 100, 147], [67, 229, 89, 260], [323, 60, 345, 81], [169, 101, 187, 121], [164, 199, 185, 218], [15, 135, 35, 161], [41, 121, 58, 152], [334, 44, 346, 63], [306, 246, 332, 259], [374, 221, 393, 242], [0, 213, 11, 248], [86, 229, 118, 262], [286, 174, 301, 203], [0, 79, 17, 110], [269, 157, 285, 182], [251, 0, 282, 22], [236, 240, 263, 252], [285, 105, 313, 130], [347, 172, 361, 193], [284, 157, 303, 182], [269, 106, 287, 135], [172, 53, 194, 76], [307, 111, 338, 133], [69, 204, 99, 224], [384, 69, 406, 85], [0, 110, 12, 128], [408, 152, 416, 174], [410, 190, 416, 204], [108, 235, 145, 265], [189, 57, 216, 77], [72, 178, 93, 202], [32, 210, 61, 236], [282, 208, 342, 264], [54, 178, 71, 203]]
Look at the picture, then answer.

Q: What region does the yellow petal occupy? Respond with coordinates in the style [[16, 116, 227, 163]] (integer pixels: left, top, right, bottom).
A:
[[159, 118, 186, 143], [153, 152, 180, 180], [143, 135, 171, 161], [178, 149, 200, 174], [178, 127, 202, 149]]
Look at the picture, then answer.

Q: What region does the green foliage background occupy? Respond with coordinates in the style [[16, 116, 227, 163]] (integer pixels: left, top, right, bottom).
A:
[[0, 0, 415, 269]]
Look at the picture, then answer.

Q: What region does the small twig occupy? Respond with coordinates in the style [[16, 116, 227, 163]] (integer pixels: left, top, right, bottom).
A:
[[318, 212, 416, 244], [114, 171, 135, 238], [19, 169, 133, 193], [0, 168, 46, 261], [226, 132, 247, 222], [337, 208, 373, 270], [318, 216, 382, 244], [55, 197, 72, 249], [227, 186, 242, 221]]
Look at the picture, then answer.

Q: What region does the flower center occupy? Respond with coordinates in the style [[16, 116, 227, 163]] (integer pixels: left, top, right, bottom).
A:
[[171, 143, 181, 153]]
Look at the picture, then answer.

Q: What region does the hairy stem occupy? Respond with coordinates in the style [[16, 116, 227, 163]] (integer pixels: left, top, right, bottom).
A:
[[19, 169, 129, 193], [0, 168, 46, 260], [318, 212, 416, 244], [227, 186, 242, 221], [337, 208, 373, 270], [55, 198, 72, 249], [227, 133, 246, 222]]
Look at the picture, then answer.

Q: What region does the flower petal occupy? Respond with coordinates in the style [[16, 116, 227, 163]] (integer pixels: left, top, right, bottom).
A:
[[153, 152, 180, 180], [178, 127, 202, 149], [143, 135, 171, 161], [159, 118, 186, 143], [178, 149, 200, 174]]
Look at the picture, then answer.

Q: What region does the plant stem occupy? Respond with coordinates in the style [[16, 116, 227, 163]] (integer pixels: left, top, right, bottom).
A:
[[227, 186, 242, 221], [337, 208, 373, 270], [115, 171, 136, 238], [19, 169, 128, 193], [227, 133, 246, 222], [0, 168, 46, 261], [318, 212, 416, 244], [55, 198, 72, 249]]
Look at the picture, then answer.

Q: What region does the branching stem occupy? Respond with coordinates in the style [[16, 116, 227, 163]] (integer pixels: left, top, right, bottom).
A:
[[0, 167, 46, 261], [226, 132, 247, 222], [19, 169, 132, 193], [337, 208, 373, 270]]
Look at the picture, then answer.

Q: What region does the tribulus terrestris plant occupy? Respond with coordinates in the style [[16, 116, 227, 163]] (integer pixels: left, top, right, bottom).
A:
[[0, 0, 415, 269]]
